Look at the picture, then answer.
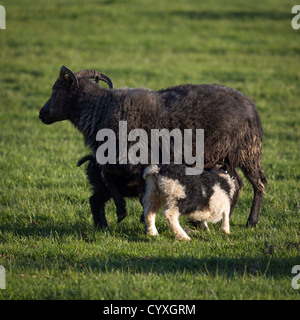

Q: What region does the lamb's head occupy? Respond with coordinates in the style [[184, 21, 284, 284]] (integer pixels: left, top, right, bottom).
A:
[[39, 65, 113, 125]]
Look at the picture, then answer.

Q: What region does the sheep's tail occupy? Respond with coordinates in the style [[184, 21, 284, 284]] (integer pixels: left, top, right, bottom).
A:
[[77, 154, 94, 167], [143, 165, 159, 180]]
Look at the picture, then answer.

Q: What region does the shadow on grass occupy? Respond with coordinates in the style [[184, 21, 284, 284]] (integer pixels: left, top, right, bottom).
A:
[[4, 251, 299, 280], [0, 221, 92, 238], [0, 215, 250, 242], [1, 220, 299, 280], [144, 10, 291, 22], [84, 255, 299, 279]]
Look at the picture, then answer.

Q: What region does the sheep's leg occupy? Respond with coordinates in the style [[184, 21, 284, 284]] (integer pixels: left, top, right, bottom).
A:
[[201, 221, 210, 231], [221, 210, 230, 234], [144, 204, 159, 236], [241, 167, 267, 227], [229, 168, 244, 218], [248, 186, 265, 227], [136, 173, 146, 224], [101, 170, 128, 223], [163, 209, 191, 241], [184, 221, 209, 235], [89, 182, 112, 229], [188, 220, 210, 232], [89, 193, 109, 229]]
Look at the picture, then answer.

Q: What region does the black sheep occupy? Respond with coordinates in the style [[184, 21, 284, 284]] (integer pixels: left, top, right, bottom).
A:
[[39, 65, 266, 228]]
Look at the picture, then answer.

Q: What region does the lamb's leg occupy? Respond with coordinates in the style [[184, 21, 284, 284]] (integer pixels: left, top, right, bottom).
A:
[[89, 193, 109, 229], [221, 210, 230, 234], [163, 209, 191, 241], [188, 220, 210, 232], [144, 203, 159, 236], [101, 169, 128, 223], [201, 221, 210, 231], [88, 180, 111, 229]]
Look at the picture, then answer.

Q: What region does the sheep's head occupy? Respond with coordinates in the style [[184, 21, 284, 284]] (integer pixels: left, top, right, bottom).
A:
[[39, 65, 113, 125]]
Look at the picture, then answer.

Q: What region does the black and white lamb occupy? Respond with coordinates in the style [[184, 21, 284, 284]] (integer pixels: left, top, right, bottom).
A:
[[77, 154, 234, 229], [39, 65, 266, 228], [143, 164, 236, 241]]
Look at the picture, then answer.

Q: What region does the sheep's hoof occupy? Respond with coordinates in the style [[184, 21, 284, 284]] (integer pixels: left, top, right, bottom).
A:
[[183, 227, 196, 235], [140, 213, 145, 223], [148, 232, 159, 237], [177, 235, 191, 241], [246, 221, 259, 228], [146, 227, 159, 236], [95, 222, 109, 230], [117, 212, 128, 223]]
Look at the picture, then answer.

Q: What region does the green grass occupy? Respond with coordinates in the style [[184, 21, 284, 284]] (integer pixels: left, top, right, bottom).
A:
[[0, 0, 299, 300]]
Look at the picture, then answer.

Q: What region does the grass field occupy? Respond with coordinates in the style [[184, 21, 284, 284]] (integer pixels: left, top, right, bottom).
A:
[[0, 0, 299, 300]]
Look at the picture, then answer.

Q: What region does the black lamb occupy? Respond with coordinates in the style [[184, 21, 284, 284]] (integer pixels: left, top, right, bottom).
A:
[[77, 154, 138, 228]]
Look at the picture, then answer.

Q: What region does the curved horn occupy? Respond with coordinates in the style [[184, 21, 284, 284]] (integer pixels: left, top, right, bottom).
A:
[[59, 66, 79, 88], [75, 69, 113, 89]]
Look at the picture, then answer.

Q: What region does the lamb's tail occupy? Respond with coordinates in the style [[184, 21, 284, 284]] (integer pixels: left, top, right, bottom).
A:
[[77, 154, 94, 167], [143, 165, 159, 180]]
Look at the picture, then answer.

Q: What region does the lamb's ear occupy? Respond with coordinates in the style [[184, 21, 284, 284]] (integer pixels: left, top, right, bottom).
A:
[[59, 65, 79, 88]]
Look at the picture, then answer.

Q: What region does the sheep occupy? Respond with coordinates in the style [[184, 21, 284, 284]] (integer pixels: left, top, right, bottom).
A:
[[39, 65, 266, 227], [142, 164, 237, 241], [77, 153, 236, 229], [77, 154, 138, 228]]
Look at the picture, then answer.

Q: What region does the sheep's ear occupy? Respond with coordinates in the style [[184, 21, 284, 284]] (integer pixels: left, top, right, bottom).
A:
[[59, 65, 79, 88]]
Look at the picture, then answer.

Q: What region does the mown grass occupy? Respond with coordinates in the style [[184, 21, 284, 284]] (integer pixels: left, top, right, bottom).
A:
[[0, 0, 299, 300]]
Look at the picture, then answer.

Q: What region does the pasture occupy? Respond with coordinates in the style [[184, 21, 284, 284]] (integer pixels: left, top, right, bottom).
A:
[[0, 0, 299, 300]]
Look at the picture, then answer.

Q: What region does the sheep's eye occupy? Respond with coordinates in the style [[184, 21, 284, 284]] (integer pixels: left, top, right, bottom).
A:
[[52, 89, 56, 94]]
